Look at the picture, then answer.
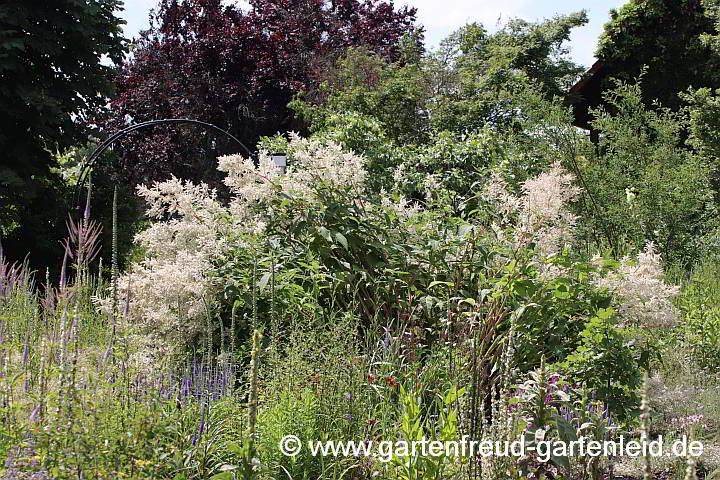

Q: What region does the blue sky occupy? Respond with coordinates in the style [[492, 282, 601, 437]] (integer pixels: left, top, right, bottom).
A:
[[118, 0, 628, 69]]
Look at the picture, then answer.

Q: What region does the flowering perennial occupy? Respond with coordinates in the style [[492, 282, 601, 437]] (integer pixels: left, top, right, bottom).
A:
[[516, 163, 580, 257], [485, 162, 579, 258], [98, 135, 368, 363], [594, 242, 680, 328]]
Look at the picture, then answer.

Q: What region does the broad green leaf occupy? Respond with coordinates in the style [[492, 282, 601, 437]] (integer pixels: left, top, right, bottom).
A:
[[259, 272, 272, 291], [317, 226, 332, 242], [335, 232, 348, 249], [555, 416, 578, 443]]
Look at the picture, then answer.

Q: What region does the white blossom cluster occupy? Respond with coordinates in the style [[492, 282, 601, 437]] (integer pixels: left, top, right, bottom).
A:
[[218, 132, 366, 218], [593, 242, 680, 328], [484, 164, 679, 327], [484, 171, 522, 217], [96, 179, 225, 360], [517, 162, 581, 257], [379, 190, 422, 224], [484, 162, 580, 259], [97, 135, 368, 366]]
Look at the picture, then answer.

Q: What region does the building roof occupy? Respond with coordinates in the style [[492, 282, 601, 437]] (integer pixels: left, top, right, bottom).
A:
[[567, 60, 607, 130]]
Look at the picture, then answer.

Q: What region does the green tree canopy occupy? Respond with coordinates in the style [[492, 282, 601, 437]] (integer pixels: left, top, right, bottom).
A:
[[295, 12, 588, 142], [427, 12, 587, 133], [595, 0, 720, 111], [0, 0, 127, 264]]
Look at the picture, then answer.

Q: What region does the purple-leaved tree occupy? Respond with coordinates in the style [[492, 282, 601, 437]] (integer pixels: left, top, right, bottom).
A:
[[102, 0, 420, 187]]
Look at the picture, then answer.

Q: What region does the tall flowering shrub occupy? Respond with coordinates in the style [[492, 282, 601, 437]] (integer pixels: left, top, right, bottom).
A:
[[516, 164, 581, 258], [218, 133, 366, 217], [484, 160, 680, 330], [97, 134, 368, 364], [100, 179, 226, 363]]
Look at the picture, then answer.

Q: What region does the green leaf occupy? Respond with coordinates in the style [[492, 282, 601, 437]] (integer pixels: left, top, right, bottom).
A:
[[555, 416, 578, 444], [510, 303, 537, 322], [335, 232, 348, 249], [209, 473, 234, 480], [550, 451, 571, 471], [259, 272, 272, 291], [317, 226, 332, 242]]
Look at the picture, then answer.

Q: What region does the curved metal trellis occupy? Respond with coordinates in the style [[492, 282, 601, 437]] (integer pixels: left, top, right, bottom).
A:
[[73, 118, 253, 209]]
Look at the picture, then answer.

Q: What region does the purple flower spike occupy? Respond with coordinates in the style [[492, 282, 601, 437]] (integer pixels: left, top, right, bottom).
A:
[[29, 405, 40, 421]]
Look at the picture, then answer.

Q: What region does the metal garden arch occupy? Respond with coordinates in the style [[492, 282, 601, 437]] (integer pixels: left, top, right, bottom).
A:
[[73, 118, 253, 209]]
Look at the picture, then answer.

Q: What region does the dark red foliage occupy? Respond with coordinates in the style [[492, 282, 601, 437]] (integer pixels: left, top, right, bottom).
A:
[[103, 0, 419, 187]]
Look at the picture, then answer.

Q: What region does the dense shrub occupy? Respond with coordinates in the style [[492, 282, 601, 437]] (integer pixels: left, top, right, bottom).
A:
[[582, 80, 718, 265]]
